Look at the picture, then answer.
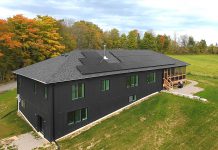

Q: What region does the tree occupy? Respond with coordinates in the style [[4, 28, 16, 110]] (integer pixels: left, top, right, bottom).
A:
[[58, 20, 76, 51], [110, 28, 121, 49], [196, 39, 207, 53], [141, 31, 156, 50], [120, 33, 127, 49], [0, 19, 22, 81], [0, 15, 66, 82], [35, 15, 65, 58], [156, 34, 170, 53], [178, 34, 189, 53], [103, 31, 113, 49], [72, 21, 103, 49], [187, 36, 195, 53], [127, 30, 139, 49], [179, 35, 188, 48], [103, 28, 121, 49], [208, 44, 218, 54]]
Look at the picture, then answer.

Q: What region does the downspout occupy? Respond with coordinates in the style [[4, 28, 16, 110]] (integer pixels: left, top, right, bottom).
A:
[[16, 75, 20, 113], [52, 83, 60, 150]]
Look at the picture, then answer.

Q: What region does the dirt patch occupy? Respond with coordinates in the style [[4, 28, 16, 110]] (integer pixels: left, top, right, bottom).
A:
[[140, 116, 146, 122], [86, 139, 101, 149], [0, 132, 48, 150]]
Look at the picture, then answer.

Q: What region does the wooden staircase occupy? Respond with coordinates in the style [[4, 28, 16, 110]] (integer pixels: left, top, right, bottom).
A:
[[163, 76, 173, 90], [163, 68, 173, 90]]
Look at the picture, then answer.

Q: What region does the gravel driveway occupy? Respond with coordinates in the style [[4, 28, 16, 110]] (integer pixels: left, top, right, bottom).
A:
[[0, 81, 17, 93]]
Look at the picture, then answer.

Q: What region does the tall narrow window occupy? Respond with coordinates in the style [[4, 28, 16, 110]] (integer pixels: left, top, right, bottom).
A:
[[127, 75, 138, 88], [67, 111, 75, 125], [34, 83, 37, 95], [72, 83, 85, 100], [146, 72, 156, 84], [44, 87, 48, 99], [101, 80, 110, 91], [81, 108, 88, 121], [75, 109, 81, 123]]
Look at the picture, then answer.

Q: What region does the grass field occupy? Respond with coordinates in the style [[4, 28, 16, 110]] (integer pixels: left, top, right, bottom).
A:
[[0, 54, 217, 149], [58, 55, 218, 149], [171, 55, 218, 78], [0, 90, 31, 139]]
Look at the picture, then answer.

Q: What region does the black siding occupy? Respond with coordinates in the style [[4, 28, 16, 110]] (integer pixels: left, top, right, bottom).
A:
[[18, 76, 54, 141], [53, 69, 163, 139]]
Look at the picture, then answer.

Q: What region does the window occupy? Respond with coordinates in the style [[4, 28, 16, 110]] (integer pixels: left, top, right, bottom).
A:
[[75, 109, 81, 123], [72, 83, 85, 100], [101, 80, 110, 91], [67, 111, 75, 125], [81, 108, 88, 121], [34, 83, 37, 95], [127, 75, 138, 88], [67, 108, 88, 125], [44, 87, 48, 99], [129, 95, 137, 102], [146, 72, 156, 84]]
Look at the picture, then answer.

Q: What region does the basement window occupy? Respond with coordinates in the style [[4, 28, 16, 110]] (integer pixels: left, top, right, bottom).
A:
[[81, 108, 88, 121], [129, 95, 137, 102], [146, 72, 156, 84], [127, 75, 138, 88], [67, 111, 75, 125], [67, 108, 88, 126], [75, 109, 81, 123], [101, 79, 110, 91], [72, 83, 85, 100]]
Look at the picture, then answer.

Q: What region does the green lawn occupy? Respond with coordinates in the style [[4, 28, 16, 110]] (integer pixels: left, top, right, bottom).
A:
[[0, 90, 31, 139], [171, 55, 218, 78], [58, 55, 218, 149], [0, 54, 217, 149]]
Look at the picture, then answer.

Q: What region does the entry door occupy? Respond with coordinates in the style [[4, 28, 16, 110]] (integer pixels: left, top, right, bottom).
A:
[[37, 116, 45, 135]]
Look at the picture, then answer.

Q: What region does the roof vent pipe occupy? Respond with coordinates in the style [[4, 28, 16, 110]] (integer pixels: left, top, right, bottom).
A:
[[103, 44, 108, 60]]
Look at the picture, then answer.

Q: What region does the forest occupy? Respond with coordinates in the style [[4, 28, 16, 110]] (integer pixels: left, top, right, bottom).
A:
[[0, 14, 218, 82]]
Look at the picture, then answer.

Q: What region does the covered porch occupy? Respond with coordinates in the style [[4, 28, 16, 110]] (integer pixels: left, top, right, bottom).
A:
[[163, 66, 187, 90]]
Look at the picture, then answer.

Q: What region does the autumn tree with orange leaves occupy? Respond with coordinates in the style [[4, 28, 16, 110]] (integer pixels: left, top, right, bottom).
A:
[[0, 15, 66, 81]]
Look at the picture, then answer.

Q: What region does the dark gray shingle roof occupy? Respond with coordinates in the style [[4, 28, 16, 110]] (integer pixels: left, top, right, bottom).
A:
[[13, 50, 188, 84]]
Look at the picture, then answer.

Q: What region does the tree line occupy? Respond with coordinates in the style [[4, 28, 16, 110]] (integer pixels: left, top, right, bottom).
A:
[[0, 15, 217, 82]]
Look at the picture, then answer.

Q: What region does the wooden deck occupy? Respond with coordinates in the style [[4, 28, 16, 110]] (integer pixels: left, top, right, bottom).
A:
[[163, 67, 187, 90]]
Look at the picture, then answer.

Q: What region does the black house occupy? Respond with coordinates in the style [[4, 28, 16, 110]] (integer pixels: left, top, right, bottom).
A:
[[13, 50, 188, 141]]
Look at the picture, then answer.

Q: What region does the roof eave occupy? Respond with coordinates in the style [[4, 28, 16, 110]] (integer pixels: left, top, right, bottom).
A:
[[13, 71, 48, 84]]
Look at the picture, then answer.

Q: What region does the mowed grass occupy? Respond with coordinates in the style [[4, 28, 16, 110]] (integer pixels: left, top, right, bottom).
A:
[[58, 77, 218, 149], [0, 54, 217, 149], [0, 89, 31, 139], [58, 55, 218, 149], [171, 55, 218, 78]]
